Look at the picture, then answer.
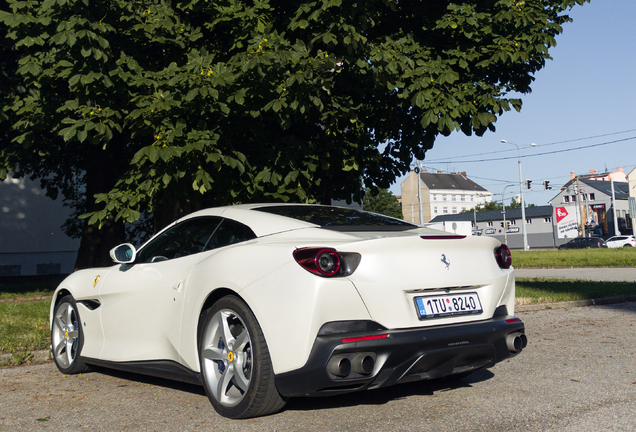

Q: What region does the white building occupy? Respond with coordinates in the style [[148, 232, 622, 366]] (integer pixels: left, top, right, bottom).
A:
[[400, 171, 493, 224]]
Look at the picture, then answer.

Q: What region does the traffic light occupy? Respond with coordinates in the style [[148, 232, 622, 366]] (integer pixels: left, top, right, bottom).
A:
[[544, 180, 551, 190], [526, 179, 532, 190]]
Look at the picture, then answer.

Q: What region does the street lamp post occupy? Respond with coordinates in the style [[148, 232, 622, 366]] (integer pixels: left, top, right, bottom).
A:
[[502, 184, 516, 245], [501, 140, 536, 251]]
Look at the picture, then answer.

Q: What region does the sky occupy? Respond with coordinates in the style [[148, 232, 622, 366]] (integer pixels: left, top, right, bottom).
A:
[[389, 0, 636, 207]]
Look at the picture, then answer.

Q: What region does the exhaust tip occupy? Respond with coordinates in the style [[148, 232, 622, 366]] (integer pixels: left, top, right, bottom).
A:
[[351, 353, 375, 375], [327, 355, 351, 377], [506, 332, 526, 353]]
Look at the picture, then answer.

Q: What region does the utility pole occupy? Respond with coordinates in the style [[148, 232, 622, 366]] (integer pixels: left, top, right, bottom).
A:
[[416, 160, 424, 225]]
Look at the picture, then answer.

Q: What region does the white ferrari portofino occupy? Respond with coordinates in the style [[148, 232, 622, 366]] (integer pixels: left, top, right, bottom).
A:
[[50, 204, 526, 419]]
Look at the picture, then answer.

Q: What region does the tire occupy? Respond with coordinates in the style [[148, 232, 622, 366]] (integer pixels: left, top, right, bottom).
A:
[[51, 295, 91, 374], [199, 295, 286, 419]]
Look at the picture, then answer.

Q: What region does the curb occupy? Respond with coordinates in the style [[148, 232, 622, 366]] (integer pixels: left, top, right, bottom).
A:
[[2, 297, 635, 366], [0, 349, 51, 366], [516, 294, 636, 312]]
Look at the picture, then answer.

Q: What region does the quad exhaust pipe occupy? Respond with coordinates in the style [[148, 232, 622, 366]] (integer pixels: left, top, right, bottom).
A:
[[327, 353, 376, 377], [506, 332, 528, 353], [327, 355, 351, 377], [351, 353, 375, 375]]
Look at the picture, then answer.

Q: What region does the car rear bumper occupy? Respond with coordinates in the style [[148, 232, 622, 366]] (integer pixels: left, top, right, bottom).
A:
[[274, 315, 526, 397]]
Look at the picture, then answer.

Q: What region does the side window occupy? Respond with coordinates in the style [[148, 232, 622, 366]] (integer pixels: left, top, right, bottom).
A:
[[137, 217, 222, 263], [204, 219, 256, 251]]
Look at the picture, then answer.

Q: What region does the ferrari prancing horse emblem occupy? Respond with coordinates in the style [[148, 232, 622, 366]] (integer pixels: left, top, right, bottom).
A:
[[93, 275, 100, 287], [441, 254, 450, 270]]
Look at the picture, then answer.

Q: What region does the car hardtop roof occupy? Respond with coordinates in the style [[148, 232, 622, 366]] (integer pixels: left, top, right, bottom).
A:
[[174, 203, 418, 238]]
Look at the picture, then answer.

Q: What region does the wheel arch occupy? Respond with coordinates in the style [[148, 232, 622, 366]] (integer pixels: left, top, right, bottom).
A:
[[196, 287, 249, 345], [49, 288, 72, 328]]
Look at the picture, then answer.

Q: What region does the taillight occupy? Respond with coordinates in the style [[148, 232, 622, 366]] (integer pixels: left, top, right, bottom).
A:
[[293, 248, 361, 277], [495, 244, 512, 269]]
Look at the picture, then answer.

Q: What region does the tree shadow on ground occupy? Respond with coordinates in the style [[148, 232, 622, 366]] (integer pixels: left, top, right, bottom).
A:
[[283, 369, 495, 413], [90, 365, 207, 396], [86, 365, 495, 414]]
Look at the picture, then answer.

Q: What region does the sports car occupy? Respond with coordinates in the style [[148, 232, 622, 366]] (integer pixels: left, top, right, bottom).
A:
[[50, 204, 526, 419]]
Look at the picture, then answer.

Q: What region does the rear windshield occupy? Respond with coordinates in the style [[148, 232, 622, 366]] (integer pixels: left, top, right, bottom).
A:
[[253, 205, 417, 231]]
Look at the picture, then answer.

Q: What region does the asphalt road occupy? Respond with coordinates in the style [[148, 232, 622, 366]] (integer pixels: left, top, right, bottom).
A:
[[2, 302, 636, 431]]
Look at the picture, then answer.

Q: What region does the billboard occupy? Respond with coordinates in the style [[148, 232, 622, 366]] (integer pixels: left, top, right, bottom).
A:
[[555, 206, 580, 238]]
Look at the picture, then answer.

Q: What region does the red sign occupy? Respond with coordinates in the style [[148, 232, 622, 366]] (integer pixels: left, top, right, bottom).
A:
[[556, 207, 569, 223]]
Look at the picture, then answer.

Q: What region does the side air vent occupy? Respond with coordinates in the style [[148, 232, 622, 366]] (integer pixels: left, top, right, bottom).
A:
[[78, 299, 101, 310]]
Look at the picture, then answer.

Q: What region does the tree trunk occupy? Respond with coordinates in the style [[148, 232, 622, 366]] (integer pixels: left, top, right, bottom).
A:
[[74, 159, 126, 270]]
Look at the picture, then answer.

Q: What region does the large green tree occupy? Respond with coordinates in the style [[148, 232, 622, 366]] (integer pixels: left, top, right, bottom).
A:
[[362, 188, 402, 219], [0, 0, 588, 267]]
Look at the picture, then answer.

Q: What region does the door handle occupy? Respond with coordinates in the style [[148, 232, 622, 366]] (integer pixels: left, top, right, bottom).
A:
[[172, 280, 183, 291]]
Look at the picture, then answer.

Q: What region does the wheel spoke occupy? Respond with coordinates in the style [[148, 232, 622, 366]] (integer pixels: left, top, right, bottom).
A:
[[233, 328, 249, 352], [215, 365, 234, 403], [233, 365, 250, 393], [202, 346, 225, 362], [64, 304, 73, 328], [66, 339, 75, 364], [54, 316, 66, 333], [54, 339, 66, 358], [218, 311, 235, 348]]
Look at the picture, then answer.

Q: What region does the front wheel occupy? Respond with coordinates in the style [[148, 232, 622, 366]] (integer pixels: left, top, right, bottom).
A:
[[51, 295, 90, 374], [199, 295, 285, 419]]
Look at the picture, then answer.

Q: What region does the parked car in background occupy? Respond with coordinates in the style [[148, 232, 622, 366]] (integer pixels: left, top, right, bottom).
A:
[[558, 237, 608, 250], [49, 204, 525, 419], [605, 235, 636, 248]]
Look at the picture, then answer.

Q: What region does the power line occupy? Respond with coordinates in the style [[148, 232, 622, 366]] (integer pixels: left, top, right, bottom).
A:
[[424, 128, 636, 163], [429, 136, 636, 164]]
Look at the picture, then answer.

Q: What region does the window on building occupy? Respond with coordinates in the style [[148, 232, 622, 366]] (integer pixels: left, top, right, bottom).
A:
[[571, 195, 577, 202], [589, 193, 595, 200], [443, 208, 448, 214], [452, 195, 457, 201], [509, 220, 516, 225], [470, 196, 474, 202], [487, 221, 493, 227], [37, 263, 61, 275], [0, 265, 21, 277], [452, 207, 457, 213], [564, 196, 569, 203], [526, 218, 532, 224], [461, 195, 465, 201], [544, 217, 552, 223], [433, 195, 437, 201], [434, 207, 438, 214]]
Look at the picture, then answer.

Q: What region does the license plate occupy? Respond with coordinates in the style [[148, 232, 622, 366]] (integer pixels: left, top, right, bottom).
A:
[[414, 292, 483, 319]]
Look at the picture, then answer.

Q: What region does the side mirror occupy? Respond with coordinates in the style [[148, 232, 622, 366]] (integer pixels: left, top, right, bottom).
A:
[[109, 243, 137, 264]]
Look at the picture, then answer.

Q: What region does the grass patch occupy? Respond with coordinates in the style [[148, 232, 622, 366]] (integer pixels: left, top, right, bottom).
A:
[[516, 278, 636, 305], [511, 248, 636, 268], [0, 300, 51, 354]]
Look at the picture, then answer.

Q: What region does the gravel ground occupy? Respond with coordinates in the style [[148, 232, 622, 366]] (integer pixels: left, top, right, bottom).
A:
[[2, 301, 635, 431]]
